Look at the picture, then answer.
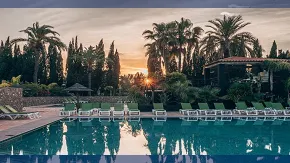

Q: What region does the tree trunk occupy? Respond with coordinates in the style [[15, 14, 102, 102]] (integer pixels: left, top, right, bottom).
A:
[[224, 39, 230, 58], [270, 70, 273, 93], [33, 52, 41, 83], [88, 71, 92, 96], [151, 87, 155, 103], [178, 45, 182, 72]]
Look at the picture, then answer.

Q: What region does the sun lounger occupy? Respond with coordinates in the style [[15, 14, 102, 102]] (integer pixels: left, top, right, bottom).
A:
[[264, 102, 273, 108], [113, 103, 125, 116], [59, 103, 77, 116], [92, 102, 100, 114], [234, 102, 257, 115], [99, 103, 111, 116], [0, 106, 36, 120], [5, 105, 41, 118], [271, 103, 290, 115], [252, 102, 276, 115], [198, 103, 216, 115], [213, 103, 232, 115], [179, 103, 198, 116], [78, 103, 93, 116], [152, 103, 167, 116], [127, 103, 140, 116]]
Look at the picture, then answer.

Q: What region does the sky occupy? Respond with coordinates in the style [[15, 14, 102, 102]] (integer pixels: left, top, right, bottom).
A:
[[0, 8, 290, 75]]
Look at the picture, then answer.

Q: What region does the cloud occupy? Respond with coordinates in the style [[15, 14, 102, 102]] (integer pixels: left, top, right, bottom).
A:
[[220, 12, 237, 16]]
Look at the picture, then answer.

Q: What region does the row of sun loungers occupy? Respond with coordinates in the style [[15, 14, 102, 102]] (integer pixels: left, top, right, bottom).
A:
[[59, 101, 290, 117], [180, 102, 290, 116], [59, 103, 141, 117], [0, 105, 40, 120]]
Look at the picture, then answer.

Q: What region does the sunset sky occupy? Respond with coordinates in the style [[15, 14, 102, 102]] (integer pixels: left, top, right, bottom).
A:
[[1, 8, 290, 75]]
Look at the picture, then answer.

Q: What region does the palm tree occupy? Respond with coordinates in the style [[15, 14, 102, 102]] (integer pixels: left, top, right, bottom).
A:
[[11, 22, 66, 83], [143, 23, 173, 74], [83, 45, 105, 96], [170, 18, 193, 72], [202, 15, 255, 59]]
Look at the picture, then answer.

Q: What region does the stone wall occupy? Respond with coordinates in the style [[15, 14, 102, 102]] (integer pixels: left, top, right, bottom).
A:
[[22, 96, 128, 107], [0, 87, 23, 111], [0, 87, 128, 111]]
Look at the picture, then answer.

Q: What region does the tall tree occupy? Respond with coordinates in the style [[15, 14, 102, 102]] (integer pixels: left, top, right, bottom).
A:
[[113, 49, 121, 93], [143, 23, 173, 74], [38, 45, 48, 84], [11, 22, 66, 83], [48, 44, 63, 85], [56, 47, 64, 85], [0, 37, 13, 81], [278, 49, 289, 59], [201, 15, 255, 60], [145, 42, 162, 76], [268, 40, 278, 58], [66, 36, 85, 87], [105, 41, 115, 91], [92, 39, 105, 94], [83, 45, 105, 95], [252, 39, 264, 58]]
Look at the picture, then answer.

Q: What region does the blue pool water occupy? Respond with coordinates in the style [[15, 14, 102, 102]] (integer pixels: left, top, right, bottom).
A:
[[1, 117, 290, 155]]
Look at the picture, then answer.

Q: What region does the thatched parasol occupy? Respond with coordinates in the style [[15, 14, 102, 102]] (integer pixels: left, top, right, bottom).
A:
[[64, 83, 93, 111]]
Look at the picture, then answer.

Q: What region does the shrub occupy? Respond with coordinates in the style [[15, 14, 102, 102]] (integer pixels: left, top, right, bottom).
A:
[[227, 82, 253, 102]]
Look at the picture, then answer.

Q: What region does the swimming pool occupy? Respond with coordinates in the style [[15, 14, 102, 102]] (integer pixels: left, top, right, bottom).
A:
[[1, 117, 290, 155]]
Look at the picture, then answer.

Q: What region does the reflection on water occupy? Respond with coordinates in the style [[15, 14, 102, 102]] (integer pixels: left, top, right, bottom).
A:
[[1, 118, 290, 156], [1, 155, 290, 163]]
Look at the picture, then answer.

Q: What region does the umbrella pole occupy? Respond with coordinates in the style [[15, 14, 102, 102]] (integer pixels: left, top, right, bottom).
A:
[[77, 92, 80, 113]]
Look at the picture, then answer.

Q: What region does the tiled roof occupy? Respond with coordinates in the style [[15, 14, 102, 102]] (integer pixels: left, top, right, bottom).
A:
[[205, 57, 290, 68]]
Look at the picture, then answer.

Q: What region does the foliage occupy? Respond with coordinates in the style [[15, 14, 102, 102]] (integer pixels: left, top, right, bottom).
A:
[[268, 40, 278, 58], [0, 82, 10, 88], [194, 86, 220, 102], [164, 72, 187, 85], [163, 72, 197, 103], [159, 92, 170, 104], [11, 22, 66, 83], [263, 60, 290, 72], [128, 86, 149, 104], [227, 82, 253, 102], [201, 15, 257, 61], [104, 86, 114, 96], [11, 75, 21, 85]]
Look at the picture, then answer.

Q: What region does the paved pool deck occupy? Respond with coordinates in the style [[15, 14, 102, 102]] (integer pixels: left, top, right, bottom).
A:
[[1, 104, 290, 142]]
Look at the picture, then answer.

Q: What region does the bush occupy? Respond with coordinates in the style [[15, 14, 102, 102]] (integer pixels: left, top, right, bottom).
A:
[[227, 82, 253, 102], [22, 83, 41, 97]]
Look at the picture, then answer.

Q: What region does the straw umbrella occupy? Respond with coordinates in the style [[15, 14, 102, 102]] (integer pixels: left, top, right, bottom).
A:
[[64, 83, 93, 112]]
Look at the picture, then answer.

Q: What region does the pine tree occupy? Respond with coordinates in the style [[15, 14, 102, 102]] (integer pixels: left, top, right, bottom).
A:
[[268, 40, 278, 58]]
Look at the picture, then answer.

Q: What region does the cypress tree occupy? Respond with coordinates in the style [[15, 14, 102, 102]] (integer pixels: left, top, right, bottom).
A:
[[113, 49, 121, 92], [252, 39, 263, 58], [269, 40, 278, 58], [48, 44, 57, 84], [105, 41, 115, 90], [0, 37, 13, 81], [92, 39, 105, 93], [56, 48, 64, 86]]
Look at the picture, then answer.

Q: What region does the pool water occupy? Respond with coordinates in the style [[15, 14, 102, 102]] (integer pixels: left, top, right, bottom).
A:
[[1, 118, 290, 155]]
